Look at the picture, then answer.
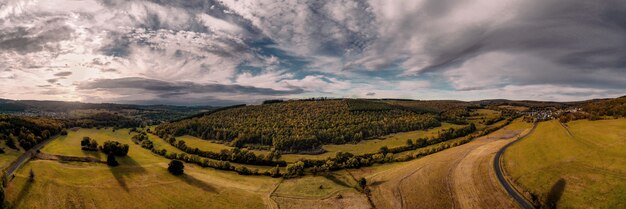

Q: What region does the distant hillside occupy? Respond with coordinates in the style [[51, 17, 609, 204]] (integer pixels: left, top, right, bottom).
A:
[[580, 96, 626, 117], [155, 99, 441, 152], [0, 98, 216, 123]]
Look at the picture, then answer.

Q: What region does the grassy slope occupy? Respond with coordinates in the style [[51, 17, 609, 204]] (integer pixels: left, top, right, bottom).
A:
[[351, 118, 532, 209], [178, 135, 271, 156], [0, 141, 22, 171], [6, 128, 280, 209], [504, 119, 626, 208], [280, 123, 464, 162], [272, 170, 371, 209]]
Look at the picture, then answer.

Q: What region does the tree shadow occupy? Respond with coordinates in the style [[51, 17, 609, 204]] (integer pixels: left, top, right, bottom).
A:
[[368, 180, 386, 187], [179, 174, 218, 193], [80, 150, 102, 159], [108, 156, 147, 192], [545, 178, 566, 209], [322, 174, 351, 188], [13, 179, 34, 208]]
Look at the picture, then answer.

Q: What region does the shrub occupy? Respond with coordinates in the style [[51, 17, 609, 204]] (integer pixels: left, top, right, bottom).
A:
[[100, 141, 129, 156], [168, 160, 184, 175], [285, 161, 305, 178], [81, 137, 98, 151]]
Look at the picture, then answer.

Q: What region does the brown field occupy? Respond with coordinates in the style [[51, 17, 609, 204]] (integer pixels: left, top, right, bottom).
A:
[[350, 119, 532, 209]]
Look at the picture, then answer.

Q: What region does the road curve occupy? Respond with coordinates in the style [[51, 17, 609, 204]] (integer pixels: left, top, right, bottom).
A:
[[493, 123, 537, 209], [4, 134, 60, 181]]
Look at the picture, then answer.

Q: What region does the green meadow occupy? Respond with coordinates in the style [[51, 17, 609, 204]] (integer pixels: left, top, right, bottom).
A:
[[504, 119, 626, 208]]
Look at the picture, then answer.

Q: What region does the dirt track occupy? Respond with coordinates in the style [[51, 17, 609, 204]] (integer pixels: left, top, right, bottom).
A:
[[364, 129, 529, 209]]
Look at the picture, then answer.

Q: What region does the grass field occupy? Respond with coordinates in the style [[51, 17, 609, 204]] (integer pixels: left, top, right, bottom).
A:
[[272, 170, 370, 209], [177, 135, 271, 156], [5, 127, 281, 209], [0, 141, 22, 171], [281, 123, 464, 162], [504, 119, 626, 208]]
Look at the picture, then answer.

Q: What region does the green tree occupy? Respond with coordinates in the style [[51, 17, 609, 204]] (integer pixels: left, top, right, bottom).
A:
[[286, 161, 305, 177], [168, 160, 185, 175], [379, 146, 389, 155], [107, 154, 119, 166]]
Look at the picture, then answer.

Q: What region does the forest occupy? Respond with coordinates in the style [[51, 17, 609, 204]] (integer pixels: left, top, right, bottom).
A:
[[155, 100, 441, 152], [0, 115, 64, 150]]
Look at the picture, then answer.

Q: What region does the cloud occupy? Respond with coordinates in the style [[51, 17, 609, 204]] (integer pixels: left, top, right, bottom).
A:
[[53, 71, 72, 77], [0, 0, 625, 104], [77, 77, 304, 96]]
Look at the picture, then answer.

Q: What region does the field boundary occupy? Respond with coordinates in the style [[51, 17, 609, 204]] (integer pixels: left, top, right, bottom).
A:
[[493, 123, 537, 209], [3, 134, 60, 185]]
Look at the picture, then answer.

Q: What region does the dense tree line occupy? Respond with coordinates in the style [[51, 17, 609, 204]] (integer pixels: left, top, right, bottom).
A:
[[0, 115, 64, 150], [305, 118, 513, 173], [64, 112, 142, 129], [131, 132, 282, 176], [138, 119, 509, 177], [156, 100, 440, 152], [163, 135, 286, 167]]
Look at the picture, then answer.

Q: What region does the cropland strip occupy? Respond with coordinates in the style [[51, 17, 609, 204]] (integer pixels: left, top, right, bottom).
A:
[[354, 119, 531, 209]]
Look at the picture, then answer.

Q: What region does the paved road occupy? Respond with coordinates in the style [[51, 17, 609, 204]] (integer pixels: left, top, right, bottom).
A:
[[493, 123, 537, 209], [4, 134, 59, 182]]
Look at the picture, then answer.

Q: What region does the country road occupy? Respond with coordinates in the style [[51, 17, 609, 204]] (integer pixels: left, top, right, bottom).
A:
[[361, 121, 533, 209], [3, 134, 60, 182], [493, 123, 537, 209]]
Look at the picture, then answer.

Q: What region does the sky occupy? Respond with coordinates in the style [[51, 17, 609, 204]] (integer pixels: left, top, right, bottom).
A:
[[1, 0, 625, 105]]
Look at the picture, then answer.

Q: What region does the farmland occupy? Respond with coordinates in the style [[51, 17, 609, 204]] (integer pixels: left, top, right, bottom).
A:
[[350, 118, 532, 209], [503, 119, 626, 208], [0, 96, 623, 208], [4, 128, 280, 209]]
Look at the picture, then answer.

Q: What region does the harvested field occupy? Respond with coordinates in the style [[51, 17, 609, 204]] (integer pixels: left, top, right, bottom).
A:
[[351, 119, 532, 209]]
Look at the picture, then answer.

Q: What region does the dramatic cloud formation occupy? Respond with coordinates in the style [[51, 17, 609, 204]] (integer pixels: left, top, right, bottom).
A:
[[0, 0, 624, 105]]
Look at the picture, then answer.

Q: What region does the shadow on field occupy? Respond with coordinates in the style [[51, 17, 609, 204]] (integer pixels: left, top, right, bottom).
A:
[[13, 178, 34, 208], [109, 156, 147, 192], [180, 174, 218, 193], [368, 180, 387, 187], [81, 150, 102, 159], [323, 174, 351, 188], [545, 178, 566, 209]]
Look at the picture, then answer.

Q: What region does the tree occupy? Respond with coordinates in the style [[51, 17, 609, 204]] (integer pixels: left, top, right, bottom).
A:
[[5, 136, 17, 150], [379, 146, 389, 155], [270, 165, 281, 178], [406, 139, 414, 147], [29, 169, 35, 182], [81, 137, 91, 146], [358, 177, 367, 190], [285, 161, 305, 177], [100, 141, 129, 156], [107, 153, 119, 166], [168, 160, 184, 175]]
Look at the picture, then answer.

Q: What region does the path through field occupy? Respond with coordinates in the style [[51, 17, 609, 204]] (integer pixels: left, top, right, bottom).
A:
[[360, 123, 532, 209]]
